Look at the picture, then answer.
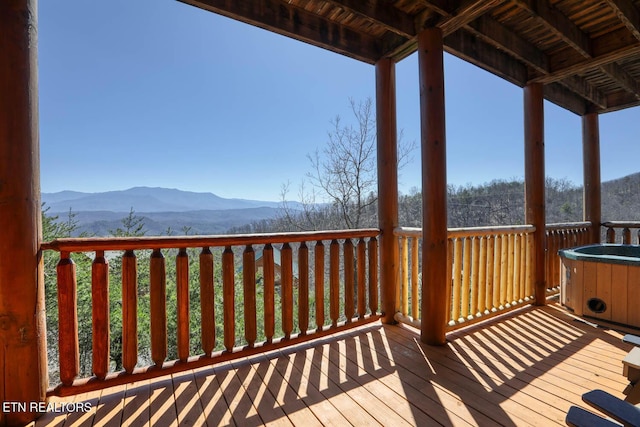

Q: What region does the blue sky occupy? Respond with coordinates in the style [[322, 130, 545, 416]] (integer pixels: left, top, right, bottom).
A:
[[39, 0, 639, 202]]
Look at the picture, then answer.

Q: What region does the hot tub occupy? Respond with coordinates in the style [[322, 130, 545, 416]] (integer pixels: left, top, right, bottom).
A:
[[559, 244, 640, 327]]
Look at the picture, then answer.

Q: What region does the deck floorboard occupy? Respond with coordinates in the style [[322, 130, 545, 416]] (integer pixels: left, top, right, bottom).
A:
[[31, 305, 636, 426]]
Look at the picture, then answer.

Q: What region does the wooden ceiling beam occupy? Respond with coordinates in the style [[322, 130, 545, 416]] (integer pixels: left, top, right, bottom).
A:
[[178, 0, 382, 63], [513, 0, 591, 58], [324, 0, 416, 38], [531, 28, 640, 84], [444, 29, 528, 87], [438, 0, 504, 36], [558, 76, 607, 109], [600, 63, 640, 99], [602, 0, 640, 42], [601, 89, 640, 112], [515, 0, 640, 107], [544, 82, 588, 116], [467, 15, 548, 74], [465, 16, 606, 108], [412, 0, 450, 17]]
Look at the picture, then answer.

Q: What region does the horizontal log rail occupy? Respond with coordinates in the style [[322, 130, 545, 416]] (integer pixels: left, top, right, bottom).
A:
[[394, 225, 536, 331], [545, 222, 591, 292], [602, 221, 640, 244], [43, 229, 380, 396], [42, 229, 380, 252]]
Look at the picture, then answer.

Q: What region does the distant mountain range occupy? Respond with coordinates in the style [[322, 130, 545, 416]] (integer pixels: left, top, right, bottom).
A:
[[42, 186, 283, 213], [42, 187, 295, 236]]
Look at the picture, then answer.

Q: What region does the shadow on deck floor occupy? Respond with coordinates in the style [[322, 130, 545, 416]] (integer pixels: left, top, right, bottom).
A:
[[32, 304, 634, 426]]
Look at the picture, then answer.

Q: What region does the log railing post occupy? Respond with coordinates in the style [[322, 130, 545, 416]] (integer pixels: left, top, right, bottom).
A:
[[368, 238, 379, 315], [57, 253, 79, 385], [92, 251, 110, 380], [329, 240, 340, 327], [176, 248, 190, 361], [418, 27, 448, 345], [357, 239, 367, 319], [0, 0, 47, 422], [222, 246, 235, 351], [375, 58, 399, 324], [582, 112, 601, 244], [150, 249, 167, 366], [314, 241, 325, 331], [299, 242, 309, 334], [263, 244, 275, 342], [281, 243, 293, 339], [411, 238, 419, 319], [401, 236, 409, 316], [243, 245, 257, 347], [199, 247, 215, 355], [344, 239, 355, 322], [122, 250, 138, 373], [524, 82, 546, 306]]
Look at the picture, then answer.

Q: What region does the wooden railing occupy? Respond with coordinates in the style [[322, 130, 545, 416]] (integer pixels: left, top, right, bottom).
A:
[[603, 221, 640, 244], [42, 229, 380, 396], [545, 222, 591, 290], [394, 225, 536, 331]]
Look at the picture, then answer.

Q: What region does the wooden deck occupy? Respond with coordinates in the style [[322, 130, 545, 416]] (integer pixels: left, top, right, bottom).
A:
[[32, 304, 635, 426]]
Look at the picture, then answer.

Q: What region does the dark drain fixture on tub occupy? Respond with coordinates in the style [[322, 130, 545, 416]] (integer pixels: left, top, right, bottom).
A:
[[587, 298, 607, 314]]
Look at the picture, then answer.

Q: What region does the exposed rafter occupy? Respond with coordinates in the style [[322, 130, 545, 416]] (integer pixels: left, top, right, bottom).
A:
[[324, 0, 415, 38], [512, 0, 640, 109], [513, 0, 591, 57], [438, 0, 504, 36], [465, 14, 609, 109], [603, 89, 640, 112], [467, 15, 548, 74], [543, 82, 588, 115], [444, 29, 528, 87], [533, 28, 640, 84], [602, 0, 640, 42], [600, 63, 640, 100], [559, 76, 607, 110], [178, 0, 383, 63], [178, 0, 640, 113]]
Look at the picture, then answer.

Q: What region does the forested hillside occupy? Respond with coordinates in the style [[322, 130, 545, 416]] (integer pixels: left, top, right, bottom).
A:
[[236, 173, 640, 233]]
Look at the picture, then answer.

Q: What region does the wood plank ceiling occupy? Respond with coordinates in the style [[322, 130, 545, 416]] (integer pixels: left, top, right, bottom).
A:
[[178, 0, 640, 115]]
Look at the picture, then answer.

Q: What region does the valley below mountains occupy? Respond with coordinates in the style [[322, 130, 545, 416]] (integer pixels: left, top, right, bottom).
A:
[[42, 187, 286, 236]]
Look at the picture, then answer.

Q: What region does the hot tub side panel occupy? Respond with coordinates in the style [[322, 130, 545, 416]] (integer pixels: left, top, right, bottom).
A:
[[582, 261, 640, 327], [563, 257, 640, 327], [561, 257, 583, 316], [628, 266, 640, 328]]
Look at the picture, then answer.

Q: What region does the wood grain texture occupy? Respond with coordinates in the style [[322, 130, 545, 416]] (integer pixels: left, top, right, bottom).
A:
[[199, 247, 215, 355], [222, 246, 235, 352], [44, 306, 632, 427], [92, 252, 110, 380], [57, 254, 79, 385], [150, 249, 167, 366], [243, 245, 257, 347], [176, 248, 190, 361], [419, 27, 448, 345], [122, 250, 138, 373], [0, 0, 47, 421]]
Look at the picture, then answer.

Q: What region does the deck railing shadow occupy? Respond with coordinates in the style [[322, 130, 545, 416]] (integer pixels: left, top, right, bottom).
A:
[[34, 305, 632, 426], [415, 305, 631, 425]]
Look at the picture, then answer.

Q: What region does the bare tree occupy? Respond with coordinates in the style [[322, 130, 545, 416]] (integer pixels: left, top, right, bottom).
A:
[[280, 97, 415, 231]]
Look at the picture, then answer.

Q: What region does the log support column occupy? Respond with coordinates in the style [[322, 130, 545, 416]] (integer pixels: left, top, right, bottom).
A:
[[582, 113, 601, 243], [524, 83, 546, 306], [0, 0, 48, 425], [418, 28, 448, 345], [375, 58, 399, 324]]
